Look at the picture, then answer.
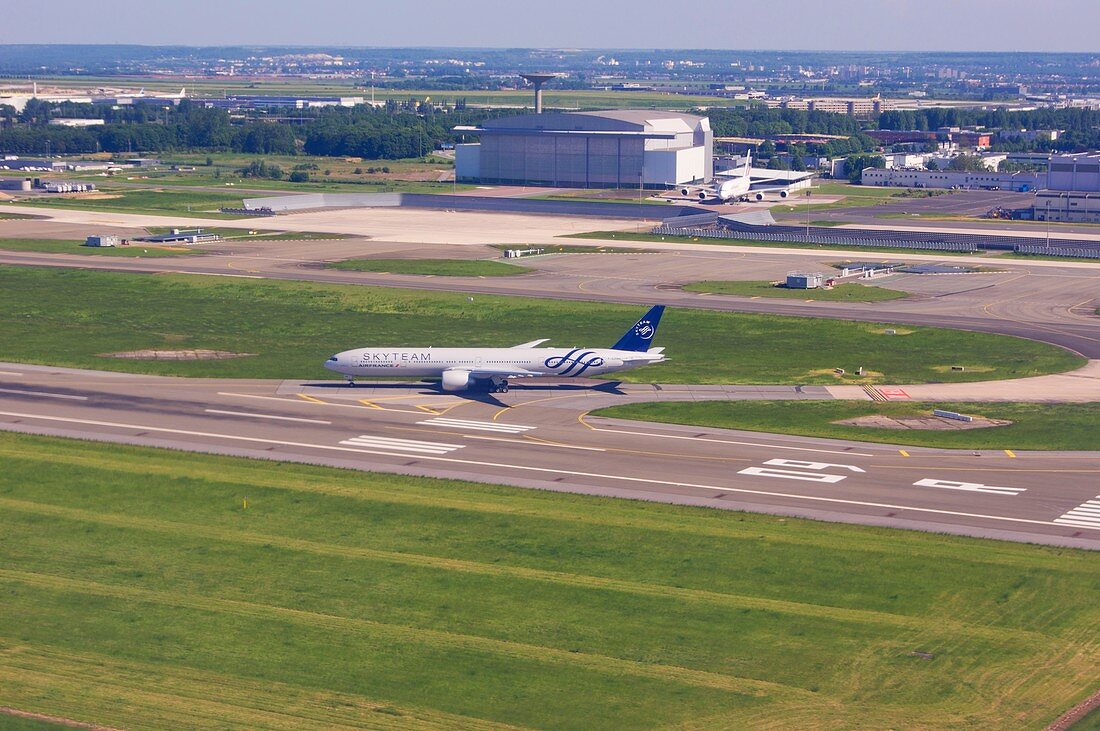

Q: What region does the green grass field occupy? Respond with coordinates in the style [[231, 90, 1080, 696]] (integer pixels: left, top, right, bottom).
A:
[[0, 238, 196, 257], [683, 280, 909, 302], [19, 189, 247, 219], [0, 210, 38, 220], [0, 266, 1082, 383], [326, 258, 533, 276], [596, 400, 1100, 451], [0, 431, 1096, 729]]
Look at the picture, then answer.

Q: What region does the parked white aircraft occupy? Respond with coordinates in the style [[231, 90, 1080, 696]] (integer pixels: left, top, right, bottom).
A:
[[324, 306, 667, 393], [680, 153, 792, 202]]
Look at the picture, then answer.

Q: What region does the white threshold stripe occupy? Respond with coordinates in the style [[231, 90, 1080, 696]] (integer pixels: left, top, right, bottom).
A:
[[1066, 506, 1100, 515], [592, 426, 875, 457], [421, 422, 531, 433], [1054, 518, 1100, 528], [428, 417, 536, 430], [0, 408, 1089, 533], [343, 435, 465, 449], [462, 434, 605, 452], [340, 442, 456, 455], [0, 387, 88, 401], [205, 409, 332, 424]]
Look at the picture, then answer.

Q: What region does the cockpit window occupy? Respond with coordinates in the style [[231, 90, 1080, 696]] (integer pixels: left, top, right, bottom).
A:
[[327, 356, 339, 362]]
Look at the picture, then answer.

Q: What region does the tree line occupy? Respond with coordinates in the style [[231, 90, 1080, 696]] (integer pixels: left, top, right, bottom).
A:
[[3, 98, 1100, 160]]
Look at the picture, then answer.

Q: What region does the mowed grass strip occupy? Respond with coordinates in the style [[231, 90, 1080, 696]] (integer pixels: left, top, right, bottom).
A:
[[0, 432, 1098, 729], [326, 258, 533, 277], [0, 266, 1081, 383], [20, 189, 246, 218], [595, 400, 1100, 451], [683, 279, 908, 302], [0, 238, 195, 257]]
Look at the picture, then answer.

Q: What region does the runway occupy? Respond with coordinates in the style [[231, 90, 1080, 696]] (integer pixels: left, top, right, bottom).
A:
[[1, 362, 1097, 550]]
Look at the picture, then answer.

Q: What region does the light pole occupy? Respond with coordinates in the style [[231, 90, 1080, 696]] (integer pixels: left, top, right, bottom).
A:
[[1045, 200, 1051, 249], [805, 189, 812, 237]]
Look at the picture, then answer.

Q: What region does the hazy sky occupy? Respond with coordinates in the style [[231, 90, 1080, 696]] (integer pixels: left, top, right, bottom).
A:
[[3, 0, 1098, 52]]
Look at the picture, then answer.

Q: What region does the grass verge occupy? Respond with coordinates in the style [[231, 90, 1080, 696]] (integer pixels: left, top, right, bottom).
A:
[[325, 258, 532, 277], [0, 238, 195, 257], [594, 400, 1100, 451], [0, 266, 1082, 383], [19, 189, 247, 219], [0, 431, 1097, 729], [683, 280, 909, 302]]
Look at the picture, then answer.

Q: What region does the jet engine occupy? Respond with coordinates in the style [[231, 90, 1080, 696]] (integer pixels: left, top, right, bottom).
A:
[[778, 190, 789, 198], [441, 369, 472, 392], [754, 192, 765, 201]]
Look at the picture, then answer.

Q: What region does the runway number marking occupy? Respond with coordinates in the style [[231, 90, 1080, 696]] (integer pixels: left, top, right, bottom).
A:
[[738, 458, 865, 484], [912, 478, 1026, 496]]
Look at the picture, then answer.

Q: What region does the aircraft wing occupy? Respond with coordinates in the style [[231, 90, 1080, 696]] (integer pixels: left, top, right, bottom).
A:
[[512, 339, 549, 348]]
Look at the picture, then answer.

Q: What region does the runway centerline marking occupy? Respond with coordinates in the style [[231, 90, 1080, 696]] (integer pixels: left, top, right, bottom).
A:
[[588, 426, 875, 457], [204, 409, 332, 425], [0, 387, 88, 401], [0, 408, 1083, 535]]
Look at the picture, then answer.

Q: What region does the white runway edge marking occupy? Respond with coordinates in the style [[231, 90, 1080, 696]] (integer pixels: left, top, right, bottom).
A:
[[0, 387, 87, 401], [591, 426, 874, 457], [0, 408, 1083, 534], [340, 434, 465, 455], [418, 417, 537, 434], [0, 371, 25, 376], [1054, 496, 1100, 530], [204, 409, 332, 425]]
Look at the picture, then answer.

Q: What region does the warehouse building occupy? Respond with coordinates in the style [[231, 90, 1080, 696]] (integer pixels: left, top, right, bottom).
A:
[[1047, 152, 1100, 192], [862, 167, 1044, 192], [454, 110, 713, 188], [1033, 153, 1100, 222]]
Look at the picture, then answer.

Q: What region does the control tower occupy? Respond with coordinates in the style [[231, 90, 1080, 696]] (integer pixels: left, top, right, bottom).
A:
[[519, 73, 559, 114]]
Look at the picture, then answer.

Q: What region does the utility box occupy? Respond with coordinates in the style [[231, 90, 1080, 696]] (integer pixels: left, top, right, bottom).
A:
[[84, 235, 119, 247], [786, 272, 823, 289]]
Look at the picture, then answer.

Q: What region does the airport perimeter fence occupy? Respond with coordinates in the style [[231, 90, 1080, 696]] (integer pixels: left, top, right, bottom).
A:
[[1015, 245, 1100, 259], [650, 225, 978, 252]]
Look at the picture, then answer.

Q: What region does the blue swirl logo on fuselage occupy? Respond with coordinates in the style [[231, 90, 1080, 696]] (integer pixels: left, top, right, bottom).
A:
[[544, 349, 605, 377]]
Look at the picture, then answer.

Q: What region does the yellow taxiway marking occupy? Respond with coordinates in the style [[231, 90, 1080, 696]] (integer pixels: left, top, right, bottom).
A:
[[296, 393, 327, 404], [414, 404, 442, 415], [492, 393, 591, 421], [1004, 449, 1016, 458], [899, 450, 910, 457], [358, 398, 385, 410]]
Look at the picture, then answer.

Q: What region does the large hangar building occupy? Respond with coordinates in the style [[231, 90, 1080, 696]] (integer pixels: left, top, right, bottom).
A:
[[454, 111, 713, 188]]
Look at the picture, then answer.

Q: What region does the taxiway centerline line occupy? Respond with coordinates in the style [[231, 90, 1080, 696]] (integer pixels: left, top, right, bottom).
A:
[[0, 408, 1090, 533]]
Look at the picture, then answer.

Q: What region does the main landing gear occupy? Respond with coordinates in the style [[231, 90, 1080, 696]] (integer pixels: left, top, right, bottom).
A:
[[488, 378, 509, 394]]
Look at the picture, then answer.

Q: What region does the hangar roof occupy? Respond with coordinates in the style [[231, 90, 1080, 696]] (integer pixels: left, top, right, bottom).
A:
[[458, 110, 710, 138]]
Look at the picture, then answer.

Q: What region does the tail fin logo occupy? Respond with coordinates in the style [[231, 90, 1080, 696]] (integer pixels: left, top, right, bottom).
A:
[[634, 321, 655, 340]]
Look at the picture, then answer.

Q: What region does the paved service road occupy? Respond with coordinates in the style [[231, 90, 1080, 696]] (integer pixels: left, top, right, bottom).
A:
[[1, 363, 1097, 550]]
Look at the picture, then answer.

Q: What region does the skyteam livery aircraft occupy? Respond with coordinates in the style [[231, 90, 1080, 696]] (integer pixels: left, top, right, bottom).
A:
[[324, 305, 666, 393]]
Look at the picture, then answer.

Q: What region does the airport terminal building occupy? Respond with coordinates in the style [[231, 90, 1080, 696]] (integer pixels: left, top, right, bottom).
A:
[[454, 111, 713, 188]]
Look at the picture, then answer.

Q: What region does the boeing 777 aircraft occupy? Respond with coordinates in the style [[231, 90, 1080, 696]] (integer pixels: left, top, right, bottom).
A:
[[324, 305, 666, 392]]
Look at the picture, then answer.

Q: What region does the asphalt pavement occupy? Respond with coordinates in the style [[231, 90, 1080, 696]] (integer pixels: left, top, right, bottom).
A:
[[1, 362, 1097, 550]]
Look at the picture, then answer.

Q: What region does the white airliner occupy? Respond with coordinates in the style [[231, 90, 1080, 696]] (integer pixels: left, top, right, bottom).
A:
[[324, 305, 667, 393], [680, 152, 792, 202]]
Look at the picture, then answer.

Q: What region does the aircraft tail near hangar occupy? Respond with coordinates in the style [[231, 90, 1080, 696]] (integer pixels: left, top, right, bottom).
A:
[[611, 305, 665, 352]]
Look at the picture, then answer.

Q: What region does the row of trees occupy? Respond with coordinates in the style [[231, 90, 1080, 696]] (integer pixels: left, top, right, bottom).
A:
[[877, 107, 1100, 152]]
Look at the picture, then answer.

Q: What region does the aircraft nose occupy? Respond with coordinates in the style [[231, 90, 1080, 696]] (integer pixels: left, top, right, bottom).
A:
[[324, 354, 341, 371]]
